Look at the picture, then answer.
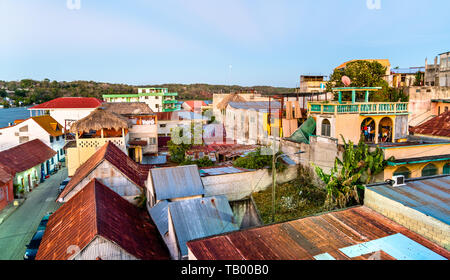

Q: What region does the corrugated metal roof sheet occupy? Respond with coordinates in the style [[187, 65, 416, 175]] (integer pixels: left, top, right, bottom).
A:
[[0, 139, 56, 173], [199, 166, 248, 177], [37, 179, 170, 260], [59, 142, 149, 201], [410, 111, 450, 138], [368, 175, 450, 224], [169, 195, 239, 256], [149, 200, 169, 235], [228, 101, 281, 112], [187, 206, 450, 260], [150, 165, 205, 201]]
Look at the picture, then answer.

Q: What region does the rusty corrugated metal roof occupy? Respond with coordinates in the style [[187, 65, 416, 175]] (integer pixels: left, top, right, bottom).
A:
[[36, 178, 170, 260], [0, 139, 56, 173], [368, 175, 450, 224], [410, 111, 450, 138], [0, 164, 13, 185], [187, 206, 450, 260], [150, 165, 205, 201], [58, 142, 149, 201]]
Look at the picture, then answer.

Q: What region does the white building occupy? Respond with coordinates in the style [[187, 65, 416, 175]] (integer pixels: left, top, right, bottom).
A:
[[225, 101, 283, 145], [28, 97, 102, 130], [0, 115, 66, 171], [103, 88, 180, 113]]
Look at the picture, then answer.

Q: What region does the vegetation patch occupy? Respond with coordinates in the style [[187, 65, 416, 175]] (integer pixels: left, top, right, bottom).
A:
[[252, 166, 326, 224]]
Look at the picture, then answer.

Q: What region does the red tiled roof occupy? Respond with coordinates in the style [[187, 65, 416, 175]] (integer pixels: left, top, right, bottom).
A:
[[0, 139, 56, 173], [183, 100, 207, 111], [29, 97, 103, 109], [58, 142, 149, 200], [410, 111, 450, 138], [0, 164, 14, 185], [187, 206, 450, 260], [36, 179, 170, 260]]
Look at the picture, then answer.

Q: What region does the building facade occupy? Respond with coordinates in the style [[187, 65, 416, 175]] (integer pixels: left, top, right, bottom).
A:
[[103, 88, 180, 113], [28, 97, 102, 130], [0, 116, 65, 170]]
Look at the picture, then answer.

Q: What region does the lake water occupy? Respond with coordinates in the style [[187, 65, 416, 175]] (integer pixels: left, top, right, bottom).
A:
[[0, 107, 30, 127]]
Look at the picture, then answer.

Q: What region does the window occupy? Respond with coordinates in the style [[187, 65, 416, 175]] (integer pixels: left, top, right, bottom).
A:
[[321, 119, 331, 137], [51, 157, 54, 165], [393, 166, 411, 179], [421, 163, 438, 177], [443, 163, 450, 175], [19, 125, 28, 132], [160, 124, 166, 128], [56, 136, 60, 141], [156, 104, 159, 108], [49, 136, 54, 143], [19, 136, 29, 143], [149, 138, 156, 145]]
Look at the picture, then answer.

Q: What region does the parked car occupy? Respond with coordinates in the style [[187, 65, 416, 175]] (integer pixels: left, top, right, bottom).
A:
[[37, 213, 52, 231], [59, 178, 70, 193], [24, 230, 45, 260]]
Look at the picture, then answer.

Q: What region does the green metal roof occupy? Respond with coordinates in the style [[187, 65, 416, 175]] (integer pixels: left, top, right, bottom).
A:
[[285, 117, 316, 144]]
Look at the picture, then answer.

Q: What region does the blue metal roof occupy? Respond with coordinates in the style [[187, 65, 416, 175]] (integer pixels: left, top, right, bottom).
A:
[[150, 165, 205, 201], [149, 200, 169, 235], [368, 175, 450, 224], [169, 195, 239, 256]]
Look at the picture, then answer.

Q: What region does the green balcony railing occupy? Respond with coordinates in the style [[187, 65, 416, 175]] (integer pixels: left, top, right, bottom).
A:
[[308, 102, 409, 115]]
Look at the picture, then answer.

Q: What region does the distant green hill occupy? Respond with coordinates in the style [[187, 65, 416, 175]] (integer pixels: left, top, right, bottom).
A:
[[0, 79, 296, 106]]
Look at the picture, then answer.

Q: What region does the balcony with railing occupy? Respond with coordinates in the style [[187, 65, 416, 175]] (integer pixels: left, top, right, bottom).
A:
[[309, 102, 409, 115]]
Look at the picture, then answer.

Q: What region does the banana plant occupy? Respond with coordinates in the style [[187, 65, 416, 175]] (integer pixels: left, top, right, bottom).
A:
[[313, 135, 393, 209]]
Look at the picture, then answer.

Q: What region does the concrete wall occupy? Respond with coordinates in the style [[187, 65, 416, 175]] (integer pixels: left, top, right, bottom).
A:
[[0, 180, 13, 211], [62, 160, 143, 204], [364, 187, 450, 250], [383, 161, 450, 181], [201, 165, 298, 202], [407, 86, 450, 126], [48, 108, 96, 129], [382, 142, 450, 159]]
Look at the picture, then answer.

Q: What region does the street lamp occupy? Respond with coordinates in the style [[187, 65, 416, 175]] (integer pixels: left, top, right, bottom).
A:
[[272, 150, 305, 223]]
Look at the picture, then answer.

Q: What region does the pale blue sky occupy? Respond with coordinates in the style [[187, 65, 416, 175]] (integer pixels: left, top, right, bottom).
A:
[[1, 0, 449, 87]]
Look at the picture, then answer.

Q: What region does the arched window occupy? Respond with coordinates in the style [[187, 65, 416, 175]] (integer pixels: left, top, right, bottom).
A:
[[444, 163, 450, 175], [321, 119, 331, 137], [421, 163, 438, 177], [393, 166, 411, 179]]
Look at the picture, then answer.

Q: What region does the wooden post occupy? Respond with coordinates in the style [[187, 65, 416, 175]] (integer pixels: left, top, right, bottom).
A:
[[352, 90, 356, 104], [365, 90, 369, 103], [338, 91, 342, 104]]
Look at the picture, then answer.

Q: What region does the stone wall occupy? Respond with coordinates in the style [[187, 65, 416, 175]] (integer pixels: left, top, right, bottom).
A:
[[364, 187, 450, 250]]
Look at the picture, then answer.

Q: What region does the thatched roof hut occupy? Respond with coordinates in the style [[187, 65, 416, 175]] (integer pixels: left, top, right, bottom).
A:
[[217, 93, 247, 110], [103, 102, 154, 116], [70, 108, 130, 133]]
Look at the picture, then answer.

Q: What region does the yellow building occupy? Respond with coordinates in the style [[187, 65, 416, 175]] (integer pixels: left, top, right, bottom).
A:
[[66, 108, 129, 176], [335, 59, 391, 77], [308, 87, 409, 145], [308, 87, 450, 181]]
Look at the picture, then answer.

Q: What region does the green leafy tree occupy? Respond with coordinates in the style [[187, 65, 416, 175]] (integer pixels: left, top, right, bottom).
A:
[[326, 60, 398, 101], [413, 71, 424, 86], [313, 135, 393, 209], [233, 147, 287, 173]]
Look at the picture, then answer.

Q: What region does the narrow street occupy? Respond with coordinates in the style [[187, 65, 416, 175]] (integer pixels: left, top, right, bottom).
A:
[[0, 168, 67, 260]]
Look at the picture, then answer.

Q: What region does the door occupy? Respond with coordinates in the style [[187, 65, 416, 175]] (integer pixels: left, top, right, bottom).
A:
[[28, 174, 32, 190]]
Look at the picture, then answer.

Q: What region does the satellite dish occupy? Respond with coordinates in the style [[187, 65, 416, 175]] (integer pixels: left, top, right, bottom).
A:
[[342, 76, 351, 86]]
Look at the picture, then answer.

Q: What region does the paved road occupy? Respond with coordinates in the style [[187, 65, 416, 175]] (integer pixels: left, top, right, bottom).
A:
[[0, 168, 67, 260]]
